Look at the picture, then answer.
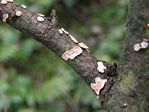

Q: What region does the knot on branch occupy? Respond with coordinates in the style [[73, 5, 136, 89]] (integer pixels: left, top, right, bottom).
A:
[[49, 9, 58, 26]]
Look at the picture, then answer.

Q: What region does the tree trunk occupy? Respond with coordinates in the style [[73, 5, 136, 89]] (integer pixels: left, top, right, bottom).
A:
[[107, 0, 149, 111], [0, 0, 149, 111]]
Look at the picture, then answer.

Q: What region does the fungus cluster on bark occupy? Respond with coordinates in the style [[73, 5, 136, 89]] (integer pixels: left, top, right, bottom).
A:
[[90, 77, 107, 98], [97, 61, 107, 73], [1, 0, 13, 4], [37, 14, 45, 22], [1, 0, 149, 111], [0, 0, 118, 104], [21, 4, 26, 8], [58, 27, 109, 98], [62, 46, 83, 61], [2, 13, 9, 22], [15, 10, 22, 16], [1, 0, 27, 22], [59, 27, 90, 61], [59, 28, 78, 43], [133, 38, 148, 51], [78, 42, 89, 50], [89, 61, 109, 99]]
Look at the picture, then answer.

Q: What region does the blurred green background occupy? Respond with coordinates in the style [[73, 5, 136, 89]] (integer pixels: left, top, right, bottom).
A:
[[0, 0, 128, 112]]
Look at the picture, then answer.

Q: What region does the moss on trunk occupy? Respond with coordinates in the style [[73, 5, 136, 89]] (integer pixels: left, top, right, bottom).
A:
[[107, 0, 149, 111]]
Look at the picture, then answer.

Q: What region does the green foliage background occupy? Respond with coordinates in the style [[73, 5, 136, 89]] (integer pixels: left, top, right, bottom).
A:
[[0, 0, 128, 112]]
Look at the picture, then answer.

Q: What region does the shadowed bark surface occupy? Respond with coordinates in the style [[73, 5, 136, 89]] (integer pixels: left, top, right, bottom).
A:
[[0, 0, 149, 111]]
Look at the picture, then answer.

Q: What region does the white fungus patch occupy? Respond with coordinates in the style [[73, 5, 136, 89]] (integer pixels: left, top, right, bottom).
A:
[[97, 62, 107, 73], [61, 28, 69, 35], [58, 29, 63, 34], [21, 4, 27, 8], [134, 39, 148, 51], [123, 103, 127, 107], [62, 46, 83, 61], [133, 43, 141, 51], [78, 42, 89, 49], [7, 0, 13, 2], [69, 34, 78, 43], [38, 13, 45, 17], [58, 28, 78, 43], [147, 23, 149, 27], [140, 41, 148, 49], [1, 0, 7, 4], [16, 11, 22, 16], [62, 51, 69, 61], [90, 77, 107, 96], [37, 16, 45, 22], [2, 13, 9, 22]]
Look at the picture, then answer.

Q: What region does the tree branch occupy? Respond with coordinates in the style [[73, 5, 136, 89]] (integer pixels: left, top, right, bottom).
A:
[[0, 1, 117, 102]]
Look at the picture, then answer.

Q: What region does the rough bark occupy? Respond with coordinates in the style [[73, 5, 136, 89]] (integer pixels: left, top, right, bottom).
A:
[[0, 0, 149, 112], [107, 0, 149, 111], [0, 2, 117, 102]]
